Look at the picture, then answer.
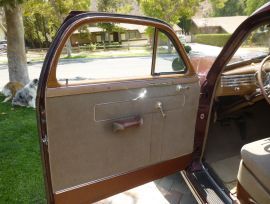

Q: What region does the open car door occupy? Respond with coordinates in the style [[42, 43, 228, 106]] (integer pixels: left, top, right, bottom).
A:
[[37, 13, 200, 204]]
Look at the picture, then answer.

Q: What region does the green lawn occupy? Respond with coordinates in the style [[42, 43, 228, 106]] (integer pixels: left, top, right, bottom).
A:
[[0, 95, 46, 203]]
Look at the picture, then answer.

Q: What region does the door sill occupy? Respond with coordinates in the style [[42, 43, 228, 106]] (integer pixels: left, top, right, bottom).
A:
[[182, 162, 234, 204]]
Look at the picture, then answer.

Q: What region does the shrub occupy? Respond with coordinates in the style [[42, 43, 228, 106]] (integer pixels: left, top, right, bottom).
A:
[[88, 43, 96, 51], [243, 31, 269, 47], [172, 57, 185, 71], [194, 34, 231, 47], [184, 45, 192, 53]]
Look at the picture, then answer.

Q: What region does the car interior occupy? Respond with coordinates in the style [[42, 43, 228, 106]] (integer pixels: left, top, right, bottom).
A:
[[202, 24, 270, 203]]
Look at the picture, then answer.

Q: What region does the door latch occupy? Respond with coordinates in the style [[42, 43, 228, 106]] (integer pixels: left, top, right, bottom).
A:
[[42, 135, 48, 145], [155, 101, 166, 118]]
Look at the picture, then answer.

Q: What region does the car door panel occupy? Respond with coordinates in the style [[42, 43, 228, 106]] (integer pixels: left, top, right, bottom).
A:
[[37, 13, 199, 203], [45, 77, 199, 192]]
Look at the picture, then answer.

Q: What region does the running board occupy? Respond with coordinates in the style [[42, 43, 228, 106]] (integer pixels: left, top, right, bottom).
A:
[[183, 164, 233, 204]]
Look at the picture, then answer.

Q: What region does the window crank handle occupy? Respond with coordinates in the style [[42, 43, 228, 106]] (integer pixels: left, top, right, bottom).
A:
[[155, 101, 166, 118]]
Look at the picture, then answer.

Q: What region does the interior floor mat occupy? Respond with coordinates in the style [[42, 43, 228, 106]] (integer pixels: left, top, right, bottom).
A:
[[210, 155, 241, 190]]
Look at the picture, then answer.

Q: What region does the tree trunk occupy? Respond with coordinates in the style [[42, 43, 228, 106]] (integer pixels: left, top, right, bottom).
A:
[[5, 5, 29, 85], [49, 0, 72, 57], [118, 32, 121, 43], [66, 38, 72, 58], [42, 16, 49, 45], [167, 39, 172, 54], [108, 32, 111, 45]]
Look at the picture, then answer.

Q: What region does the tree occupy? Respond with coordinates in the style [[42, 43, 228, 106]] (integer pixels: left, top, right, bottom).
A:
[[138, 0, 201, 51], [97, 0, 132, 14], [24, 0, 56, 48], [210, 0, 269, 16], [97, 0, 132, 44], [138, 0, 201, 26], [48, 0, 91, 57], [23, 0, 91, 51], [179, 16, 192, 35], [0, 0, 29, 85], [23, 0, 58, 47], [245, 0, 269, 15], [210, 0, 245, 16]]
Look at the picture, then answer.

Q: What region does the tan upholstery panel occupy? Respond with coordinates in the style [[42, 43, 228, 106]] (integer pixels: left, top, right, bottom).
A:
[[95, 94, 185, 121], [241, 138, 270, 190], [238, 160, 270, 204], [45, 79, 199, 192], [151, 88, 199, 162]]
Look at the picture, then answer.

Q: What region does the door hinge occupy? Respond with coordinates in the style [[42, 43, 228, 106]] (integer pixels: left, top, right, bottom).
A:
[[42, 135, 48, 146]]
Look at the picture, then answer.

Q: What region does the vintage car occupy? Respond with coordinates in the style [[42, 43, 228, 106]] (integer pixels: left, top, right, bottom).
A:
[[37, 3, 270, 204]]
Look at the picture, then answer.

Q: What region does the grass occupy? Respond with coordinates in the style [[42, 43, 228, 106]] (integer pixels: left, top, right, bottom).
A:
[[0, 94, 46, 204], [63, 54, 89, 59]]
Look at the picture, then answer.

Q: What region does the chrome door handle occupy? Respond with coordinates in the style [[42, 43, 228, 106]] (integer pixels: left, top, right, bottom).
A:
[[155, 101, 166, 118], [133, 88, 147, 101], [176, 84, 190, 92]]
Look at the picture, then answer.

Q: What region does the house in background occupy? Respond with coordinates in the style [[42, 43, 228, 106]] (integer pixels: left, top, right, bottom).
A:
[[190, 16, 248, 34], [70, 23, 185, 47], [172, 25, 183, 36], [70, 23, 148, 46]]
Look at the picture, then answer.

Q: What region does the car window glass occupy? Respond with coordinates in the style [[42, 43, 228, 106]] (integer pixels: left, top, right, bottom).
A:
[[228, 24, 270, 65], [155, 31, 186, 74], [56, 22, 154, 84]]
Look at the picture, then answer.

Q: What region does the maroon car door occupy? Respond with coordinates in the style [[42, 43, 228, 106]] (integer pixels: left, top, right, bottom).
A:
[[37, 12, 200, 204]]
